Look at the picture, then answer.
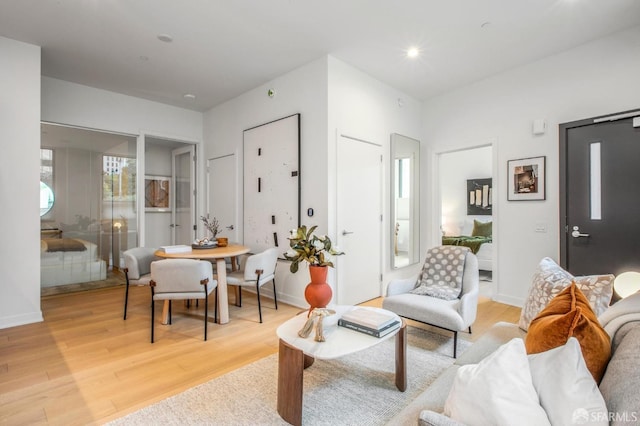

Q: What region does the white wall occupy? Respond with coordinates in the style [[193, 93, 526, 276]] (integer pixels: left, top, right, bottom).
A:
[[327, 56, 423, 290], [440, 146, 492, 236], [203, 57, 330, 308], [204, 55, 424, 308], [423, 25, 640, 306], [0, 37, 42, 328]]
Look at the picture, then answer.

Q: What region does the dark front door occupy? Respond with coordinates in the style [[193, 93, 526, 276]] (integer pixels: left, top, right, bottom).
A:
[[560, 110, 640, 276]]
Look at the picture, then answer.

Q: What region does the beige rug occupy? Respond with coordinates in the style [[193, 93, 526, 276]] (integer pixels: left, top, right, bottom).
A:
[[107, 327, 469, 425]]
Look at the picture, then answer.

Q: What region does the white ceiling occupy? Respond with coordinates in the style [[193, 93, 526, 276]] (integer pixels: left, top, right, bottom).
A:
[[2, 0, 640, 112]]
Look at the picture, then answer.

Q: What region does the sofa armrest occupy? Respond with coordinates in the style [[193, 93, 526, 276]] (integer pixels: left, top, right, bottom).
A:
[[386, 275, 419, 296], [419, 410, 467, 426]]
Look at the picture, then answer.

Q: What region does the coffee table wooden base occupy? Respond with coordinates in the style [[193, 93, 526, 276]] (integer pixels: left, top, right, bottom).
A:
[[276, 321, 406, 426]]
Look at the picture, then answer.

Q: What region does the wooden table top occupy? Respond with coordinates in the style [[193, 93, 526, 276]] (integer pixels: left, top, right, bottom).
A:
[[154, 244, 251, 259]]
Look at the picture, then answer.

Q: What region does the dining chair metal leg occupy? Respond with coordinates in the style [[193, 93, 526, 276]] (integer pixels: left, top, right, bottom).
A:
[[123, 278, 130, 320], [204, 283, 208, 341], [151, 298, 155, 344], [273, 278, 278, 310], [255, 270, 264, 323], [214, 287, 218, 323]]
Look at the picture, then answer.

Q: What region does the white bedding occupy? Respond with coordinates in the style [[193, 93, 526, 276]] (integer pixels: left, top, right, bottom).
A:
[[475, 242, 493, 272], [40, 239, 107, 287]]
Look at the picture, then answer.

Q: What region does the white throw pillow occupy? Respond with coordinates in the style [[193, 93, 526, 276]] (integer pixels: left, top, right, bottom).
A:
[[444, 338, 550, 426], [528, 337, 608, 426]]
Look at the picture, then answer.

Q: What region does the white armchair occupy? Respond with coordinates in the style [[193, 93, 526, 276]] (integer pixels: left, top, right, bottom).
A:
[[382, 246, 479, 357]]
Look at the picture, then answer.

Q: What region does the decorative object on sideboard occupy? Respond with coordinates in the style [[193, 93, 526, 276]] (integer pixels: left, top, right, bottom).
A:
[[284, 225, 344, 315]]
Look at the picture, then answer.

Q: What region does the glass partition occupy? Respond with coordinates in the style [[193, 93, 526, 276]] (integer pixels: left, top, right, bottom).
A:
[[40, 123, 137, 289], [391, 133, 420, 269]]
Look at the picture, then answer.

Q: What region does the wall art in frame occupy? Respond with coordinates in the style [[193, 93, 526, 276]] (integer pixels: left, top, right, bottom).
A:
[[507, 156, 546, 201], [467, 178, 492, 215], [145, 175, 171, 212]]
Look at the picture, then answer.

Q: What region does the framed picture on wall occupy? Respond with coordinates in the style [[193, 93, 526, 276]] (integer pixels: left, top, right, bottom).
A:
[[467, 178, 492, 215], [507, 156, 546, 201], [145, 175, 171, 212]]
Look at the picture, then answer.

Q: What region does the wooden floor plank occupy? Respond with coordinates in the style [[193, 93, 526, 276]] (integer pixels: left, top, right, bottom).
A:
[[0, 283, 520, 425]]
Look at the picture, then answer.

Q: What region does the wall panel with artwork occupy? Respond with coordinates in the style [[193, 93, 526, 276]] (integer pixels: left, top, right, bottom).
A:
[[243, 114, 300, 253]]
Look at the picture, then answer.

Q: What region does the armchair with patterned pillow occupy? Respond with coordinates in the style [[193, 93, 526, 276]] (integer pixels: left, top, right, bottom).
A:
[[383, 246, 479, 358]]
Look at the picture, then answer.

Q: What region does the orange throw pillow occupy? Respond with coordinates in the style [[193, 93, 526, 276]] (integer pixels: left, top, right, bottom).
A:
[[525, 282, 611, 383]]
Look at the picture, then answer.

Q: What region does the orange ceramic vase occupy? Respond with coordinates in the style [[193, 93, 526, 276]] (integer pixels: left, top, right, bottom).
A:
[[305, 265, 332, 316]]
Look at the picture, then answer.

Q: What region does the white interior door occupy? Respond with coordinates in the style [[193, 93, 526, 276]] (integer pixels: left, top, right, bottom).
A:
[[172, 145, 195, 245], [207, 154, 237, 242], [336, 134, 382, 305]]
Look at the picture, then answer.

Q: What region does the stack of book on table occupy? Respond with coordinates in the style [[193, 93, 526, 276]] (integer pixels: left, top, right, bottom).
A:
[[338, 308, 400, 338], [158, 245, 192, 254]]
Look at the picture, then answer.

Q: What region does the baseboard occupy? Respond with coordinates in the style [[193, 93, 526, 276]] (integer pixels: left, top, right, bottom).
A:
[[492, 293, 523, 308], [0, 310, 43, 330]]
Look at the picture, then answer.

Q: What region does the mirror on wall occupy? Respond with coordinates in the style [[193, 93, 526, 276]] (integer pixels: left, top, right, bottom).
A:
[[391, 133, 420, 269]]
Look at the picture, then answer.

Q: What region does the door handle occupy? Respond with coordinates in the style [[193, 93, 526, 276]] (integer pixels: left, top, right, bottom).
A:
[[571, 226, 589, 238], [342, 230, 354, 236], [226, 225, 234, 230]]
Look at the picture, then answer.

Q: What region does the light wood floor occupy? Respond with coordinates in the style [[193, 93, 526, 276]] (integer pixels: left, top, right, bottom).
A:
[[0, 284, 520, 425]]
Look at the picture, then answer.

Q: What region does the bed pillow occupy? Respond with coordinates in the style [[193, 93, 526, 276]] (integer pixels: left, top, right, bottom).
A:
[[528, 337, 608, 426], [518, 257, 613, 331], [470, 220, 492, 237], [410, 246, 469, 300], [444, 338, 550, 426], [525, 282, 611, 383]]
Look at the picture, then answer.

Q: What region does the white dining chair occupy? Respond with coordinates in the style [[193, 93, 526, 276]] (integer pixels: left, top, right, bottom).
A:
[[226, 247, 279, 323], [123, 247, 160, 320], [149, 259, 217, 343]]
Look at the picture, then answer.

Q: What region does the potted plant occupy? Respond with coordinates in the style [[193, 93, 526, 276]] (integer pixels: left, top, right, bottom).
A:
[[284, 225, 344, 313], [198, 215, 225, 246]]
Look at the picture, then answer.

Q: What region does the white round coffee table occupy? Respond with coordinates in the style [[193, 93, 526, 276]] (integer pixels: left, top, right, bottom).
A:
[[276, 305, 406, 425]]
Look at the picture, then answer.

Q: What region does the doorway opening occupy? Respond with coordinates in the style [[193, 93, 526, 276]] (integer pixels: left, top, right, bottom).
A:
[[437, 145, 495, 297]]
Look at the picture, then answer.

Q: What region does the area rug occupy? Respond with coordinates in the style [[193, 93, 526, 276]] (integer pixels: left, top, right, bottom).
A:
[[108, 327, 469, 426]]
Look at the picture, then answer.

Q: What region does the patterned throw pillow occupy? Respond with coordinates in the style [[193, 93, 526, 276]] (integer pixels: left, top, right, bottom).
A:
[[410, 246, 470, 300], [518, 257, 614, 331]]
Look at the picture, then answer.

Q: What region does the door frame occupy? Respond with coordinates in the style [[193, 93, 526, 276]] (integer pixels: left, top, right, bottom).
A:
[[138, 132, 201, 247], [431, 139, 498, 298], [558, 108, 640, 270]]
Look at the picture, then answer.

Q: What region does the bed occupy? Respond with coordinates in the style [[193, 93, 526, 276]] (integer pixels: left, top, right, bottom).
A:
[[442, 219, 493, 272], [40, 238, 107, 287]]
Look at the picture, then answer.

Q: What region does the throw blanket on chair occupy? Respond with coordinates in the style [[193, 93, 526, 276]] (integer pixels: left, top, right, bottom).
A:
[[410, 245, 470, 300]]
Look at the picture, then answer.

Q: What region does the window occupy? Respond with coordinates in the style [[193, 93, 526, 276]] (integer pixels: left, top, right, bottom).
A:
[[40, 148, 54, 217]]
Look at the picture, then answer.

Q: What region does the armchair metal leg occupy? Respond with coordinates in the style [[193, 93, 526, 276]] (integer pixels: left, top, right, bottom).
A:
[[468, 326, 472, 334], [168, 301, 172, 325], [453, 331, 458, 358]]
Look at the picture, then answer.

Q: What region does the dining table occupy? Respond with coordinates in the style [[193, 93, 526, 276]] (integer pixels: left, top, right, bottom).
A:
[[154, 244, 251, 324]]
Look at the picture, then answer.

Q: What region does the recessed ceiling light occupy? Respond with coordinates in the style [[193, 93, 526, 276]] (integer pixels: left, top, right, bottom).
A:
[[407, 47, 419, 58], [157, 34, 173, 43], [481, 21, 491, 29], [139, 55, 149, 62], [183, 93, 196, 100]]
